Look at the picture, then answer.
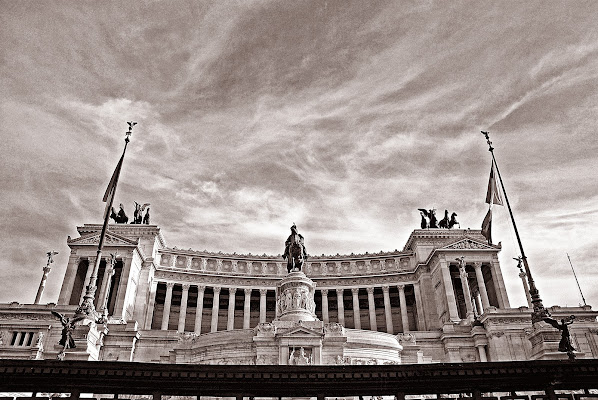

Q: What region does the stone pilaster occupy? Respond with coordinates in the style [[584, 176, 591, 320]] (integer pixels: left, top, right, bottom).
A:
[[413, 282, 425, 331], [144, 280, 158, 329], [459, 263, 475, 321]]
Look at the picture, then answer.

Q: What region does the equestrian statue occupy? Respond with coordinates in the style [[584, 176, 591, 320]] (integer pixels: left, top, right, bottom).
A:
[[283, 223, 307, 273], [419, 208, 459, 229]]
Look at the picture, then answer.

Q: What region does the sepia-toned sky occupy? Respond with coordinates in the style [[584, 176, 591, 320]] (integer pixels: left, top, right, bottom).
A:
[[1, 1, 597, 309]]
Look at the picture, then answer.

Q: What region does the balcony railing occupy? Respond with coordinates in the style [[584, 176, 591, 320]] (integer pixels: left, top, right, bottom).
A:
[[0, 359, 597, 399]]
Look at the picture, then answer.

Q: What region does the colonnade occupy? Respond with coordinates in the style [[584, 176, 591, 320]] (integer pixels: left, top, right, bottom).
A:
[[148, 282, 422, 334], [440, 261, 497, 322]]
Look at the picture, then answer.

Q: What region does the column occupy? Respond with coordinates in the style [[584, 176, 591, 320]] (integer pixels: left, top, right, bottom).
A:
[[34, 266, 52, 304], [178, 284, 190, 332], [413, 282, 425, 331], [382, 285, 393, 334], [477, 345, 488, 362], [58, 255, 79, 304], [351, 288, 361, 329], [194, 286, 205, 334], [519, 270, 533, 308], [227, 287, 237, 330], [366, 287, 377, 331], [473, 262, 491, 311], [336, 289, 345, 326], [490, 259, 510, 308], [398, 285, 410, 333], [144, 280, 158, 329], [459, 264, 475, 320], [440, 261, 460, 322], [259, 289, 268, 323], [211, 287, 221, 332], [113, 257, 133, 318], [97, 261, 114, 313], [243, 288, 252, 329], [161, 282, 175, 330], [79, 257, 95, 304], [321, 289, 329, 323]]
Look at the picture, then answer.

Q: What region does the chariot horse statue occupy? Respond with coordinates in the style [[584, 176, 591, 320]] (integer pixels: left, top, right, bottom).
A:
[[283, 223, 307, 273]]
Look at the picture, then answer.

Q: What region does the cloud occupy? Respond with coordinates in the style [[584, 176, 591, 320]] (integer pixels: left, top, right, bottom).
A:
[[1, 0, 598, 310]]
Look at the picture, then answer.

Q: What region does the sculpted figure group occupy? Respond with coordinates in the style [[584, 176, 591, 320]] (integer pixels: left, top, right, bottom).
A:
[[418, 209, 459, 229], [110, 201, 150, 225]]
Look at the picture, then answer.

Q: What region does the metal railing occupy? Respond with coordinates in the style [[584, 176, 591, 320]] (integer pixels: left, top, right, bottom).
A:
[[0, 359, 597, 399]]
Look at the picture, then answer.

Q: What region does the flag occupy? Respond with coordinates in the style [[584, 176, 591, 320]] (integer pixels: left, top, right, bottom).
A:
[[486, 162, 504, 205], [481, 208, 492, 244], [102, 153, 124, 220]]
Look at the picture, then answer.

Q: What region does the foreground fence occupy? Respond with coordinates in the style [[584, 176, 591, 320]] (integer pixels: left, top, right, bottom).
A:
[[0, 359, 597, 399]]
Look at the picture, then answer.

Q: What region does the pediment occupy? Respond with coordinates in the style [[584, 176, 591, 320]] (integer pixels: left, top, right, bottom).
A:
[[439, 237, 497, 251], [279, 326, 324, 338], [67, 230, 138, 247]]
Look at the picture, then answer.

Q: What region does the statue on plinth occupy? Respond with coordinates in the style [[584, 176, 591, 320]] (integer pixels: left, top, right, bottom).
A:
[[51, 311, 84, 360], [543, 315, 576, 360], [283, 223, 307, 273]]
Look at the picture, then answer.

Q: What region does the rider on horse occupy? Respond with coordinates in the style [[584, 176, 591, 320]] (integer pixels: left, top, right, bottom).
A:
[[283, 224, 307, 273]]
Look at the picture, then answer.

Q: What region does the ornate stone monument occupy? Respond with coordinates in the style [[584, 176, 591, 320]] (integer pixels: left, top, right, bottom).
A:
[[276, 271, 317, 322]]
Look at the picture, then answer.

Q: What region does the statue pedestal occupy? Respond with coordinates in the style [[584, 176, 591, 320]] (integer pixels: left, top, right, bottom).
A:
[[275, 271, 317, 322]]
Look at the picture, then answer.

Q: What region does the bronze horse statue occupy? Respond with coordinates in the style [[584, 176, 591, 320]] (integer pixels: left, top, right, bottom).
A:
[[283, 224, 307, 273]]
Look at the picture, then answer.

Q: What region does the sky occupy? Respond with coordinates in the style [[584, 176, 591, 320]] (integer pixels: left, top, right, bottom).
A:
[[1, 1, 597, 310]]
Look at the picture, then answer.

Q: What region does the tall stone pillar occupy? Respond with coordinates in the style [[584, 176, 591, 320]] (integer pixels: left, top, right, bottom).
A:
[[144, 280, 158, 329], [490, 259, 510, 308], [113, 257, 133, 319], [351, 288, 361, 329], [398, 284, 410, 333], [259, 289, 268, 323], [79, 256, 95, 304], [366, 287, 377, 331], [382, 285, 393, 334], [440, 260, 460, 322], [458, 263, 475, 321], [58, 255, 80, 304], [227, 287, 237, 330], [34, 265, 52, 304], [161, 282, 175, 330], [97, 260, 114, 314], [519, 270, 533, 308], [336, 288, 345, 326], [473, 262, 491, 310], [321, 289, 329, 323], [194, 286, 205, 334], [243, 288, 252, 329], [178, 284, 190, 332], [413, 282, 426, 331], [211, 287, 221, 332]]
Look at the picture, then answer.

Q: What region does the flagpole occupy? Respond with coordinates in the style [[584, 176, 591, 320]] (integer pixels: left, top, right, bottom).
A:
[[481, 131, 548, 323], [76, 123, 134, 320]]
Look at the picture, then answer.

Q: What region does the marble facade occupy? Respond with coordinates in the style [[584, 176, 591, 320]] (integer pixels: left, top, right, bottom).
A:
[[1, 224, 597, 364]]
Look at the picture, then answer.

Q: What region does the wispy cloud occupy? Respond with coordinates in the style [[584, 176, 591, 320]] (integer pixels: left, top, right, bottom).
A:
[[1, 0, 597, 309]]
